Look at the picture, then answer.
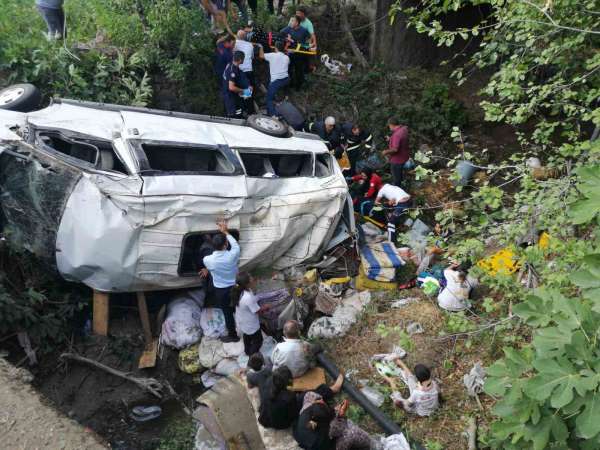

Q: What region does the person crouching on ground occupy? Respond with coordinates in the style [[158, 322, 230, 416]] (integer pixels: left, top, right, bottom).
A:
[[384, 358, 439, 417], [232, 272, 273, 356], [202, 219, 240, 342], [349, 167, 383, 216], [272, 320, 319, 378], [437, 261, 475, 312], [374, 183, 412, 244], [293, 373, 345, 450], [258, 366, 300, 429]]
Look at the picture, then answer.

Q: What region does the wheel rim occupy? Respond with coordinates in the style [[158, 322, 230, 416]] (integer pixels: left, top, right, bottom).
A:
[[0, 87, 25, 106], [255, 116, 283, 132]]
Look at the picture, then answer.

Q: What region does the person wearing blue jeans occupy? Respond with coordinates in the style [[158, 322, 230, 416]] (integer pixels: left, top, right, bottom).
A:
[[36, 0, 65, 39], [259, 41, 290, 116]]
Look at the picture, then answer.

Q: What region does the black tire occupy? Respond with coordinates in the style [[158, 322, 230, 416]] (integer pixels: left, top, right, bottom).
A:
[[246, 114, 289, 138], [0, 84, 42, 112]]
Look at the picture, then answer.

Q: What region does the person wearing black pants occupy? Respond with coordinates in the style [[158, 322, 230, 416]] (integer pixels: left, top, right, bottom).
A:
[[280, 16, 311, 89], [201, 220, 241, 342], [232, 272, 272, 355], [267, 0, 285, 15]]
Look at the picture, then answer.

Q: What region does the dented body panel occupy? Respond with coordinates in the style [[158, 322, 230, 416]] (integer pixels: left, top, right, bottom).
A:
[[0, 101, 355, 292]]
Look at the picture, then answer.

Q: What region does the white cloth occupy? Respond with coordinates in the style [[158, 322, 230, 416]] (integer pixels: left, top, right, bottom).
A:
[[437, 268, 471, 311], [234, 39, 254, 73], [377, 184, 410, 204], [235, 290, 261, 335], [271, 338, 311, 378], [264, 52, 290, 82]]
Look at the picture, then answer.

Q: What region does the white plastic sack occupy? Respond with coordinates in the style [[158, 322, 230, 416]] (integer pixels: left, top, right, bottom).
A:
[[200, 371, 224, 388], [200, 308, 227, 338], [379, 433, 410, 450], [199, 338, 227, 369], [161, 297, 203, 349], [214, 358, 241, 376], [308, 316, 352, 339], [223, 340, 245, 358]]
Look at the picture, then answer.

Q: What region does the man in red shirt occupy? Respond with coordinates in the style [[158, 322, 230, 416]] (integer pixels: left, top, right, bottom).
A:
[[382, 117, 410, 187]]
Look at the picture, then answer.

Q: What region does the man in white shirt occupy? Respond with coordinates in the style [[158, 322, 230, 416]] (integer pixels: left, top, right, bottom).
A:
[[385, 358, 439, 417], [271, 320, 317, 378], [375, 184, 412, 243], [234, 30, 256, 114], [202, 220, 241, 342], [259, 41, 290, 116]]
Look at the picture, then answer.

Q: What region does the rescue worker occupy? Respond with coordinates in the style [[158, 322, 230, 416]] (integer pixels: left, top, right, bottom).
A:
[[308, 116, 350, 173], [214, 34, 234, 81], [374, 183, 412, 244], [341, 122, 373, 175], [222, 51, 252, 118], [281, 16, 311, 89], [234, 30, 257, 114], [258, 41, 290, 116]]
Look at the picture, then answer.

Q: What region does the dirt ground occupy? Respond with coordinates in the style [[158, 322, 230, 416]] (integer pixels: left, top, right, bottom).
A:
[[323, 289, 496, 450], [33, 310, 201, 450], [0, 356, 107, 450]]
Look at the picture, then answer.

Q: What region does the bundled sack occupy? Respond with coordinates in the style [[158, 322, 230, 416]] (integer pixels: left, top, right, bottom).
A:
[[160, 290, 205, 349], [200, 307, 227, 338], [257, 289, 292, 334], [360, 242, 404, 282], [308, 291, 371, 339], [355, 268, 397, 291]]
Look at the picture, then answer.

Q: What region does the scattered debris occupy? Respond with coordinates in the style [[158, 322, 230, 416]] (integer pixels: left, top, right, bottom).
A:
[[129, 405, 162, 422], [391, 297, 419, 308], [406, 322, 424, 335], [463, 363, 486, 397], [360, 386, 385, 407], [308, 291, 371, 339], [320, 54, 352, 75]]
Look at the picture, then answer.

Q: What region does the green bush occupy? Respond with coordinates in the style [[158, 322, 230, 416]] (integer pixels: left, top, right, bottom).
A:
[[0, 0, 221, 112]]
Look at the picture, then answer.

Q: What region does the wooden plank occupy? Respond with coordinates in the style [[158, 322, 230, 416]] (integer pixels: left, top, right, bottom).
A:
[[136, 292, 153, 345], [92, 291, 110, 336], [291, 367, 327, 392], [138, 339, 158, 369]]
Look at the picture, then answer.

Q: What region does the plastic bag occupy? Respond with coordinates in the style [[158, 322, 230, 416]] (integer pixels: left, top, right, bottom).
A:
[[360, 386, 385, 407], [199, 338, 227, 369], [200, 308, 227, 338], [161, 297, 204, 349]]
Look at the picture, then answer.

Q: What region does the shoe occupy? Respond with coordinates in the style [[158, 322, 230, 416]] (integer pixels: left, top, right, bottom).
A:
[[220, 335, 240, 343]]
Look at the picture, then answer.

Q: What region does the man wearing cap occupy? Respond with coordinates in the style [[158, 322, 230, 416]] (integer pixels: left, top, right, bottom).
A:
[[309, 117, 350, 173]]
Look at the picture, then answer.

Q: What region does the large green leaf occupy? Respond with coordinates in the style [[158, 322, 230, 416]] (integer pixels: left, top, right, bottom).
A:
[[532, 326, 572, 356], [576, 390, 600, 439], [525, 358, 597, 408], [513, 292, 552, 327]]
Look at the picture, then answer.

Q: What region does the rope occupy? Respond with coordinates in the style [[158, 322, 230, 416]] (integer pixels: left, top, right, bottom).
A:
[[326, 12, 389, 34]]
